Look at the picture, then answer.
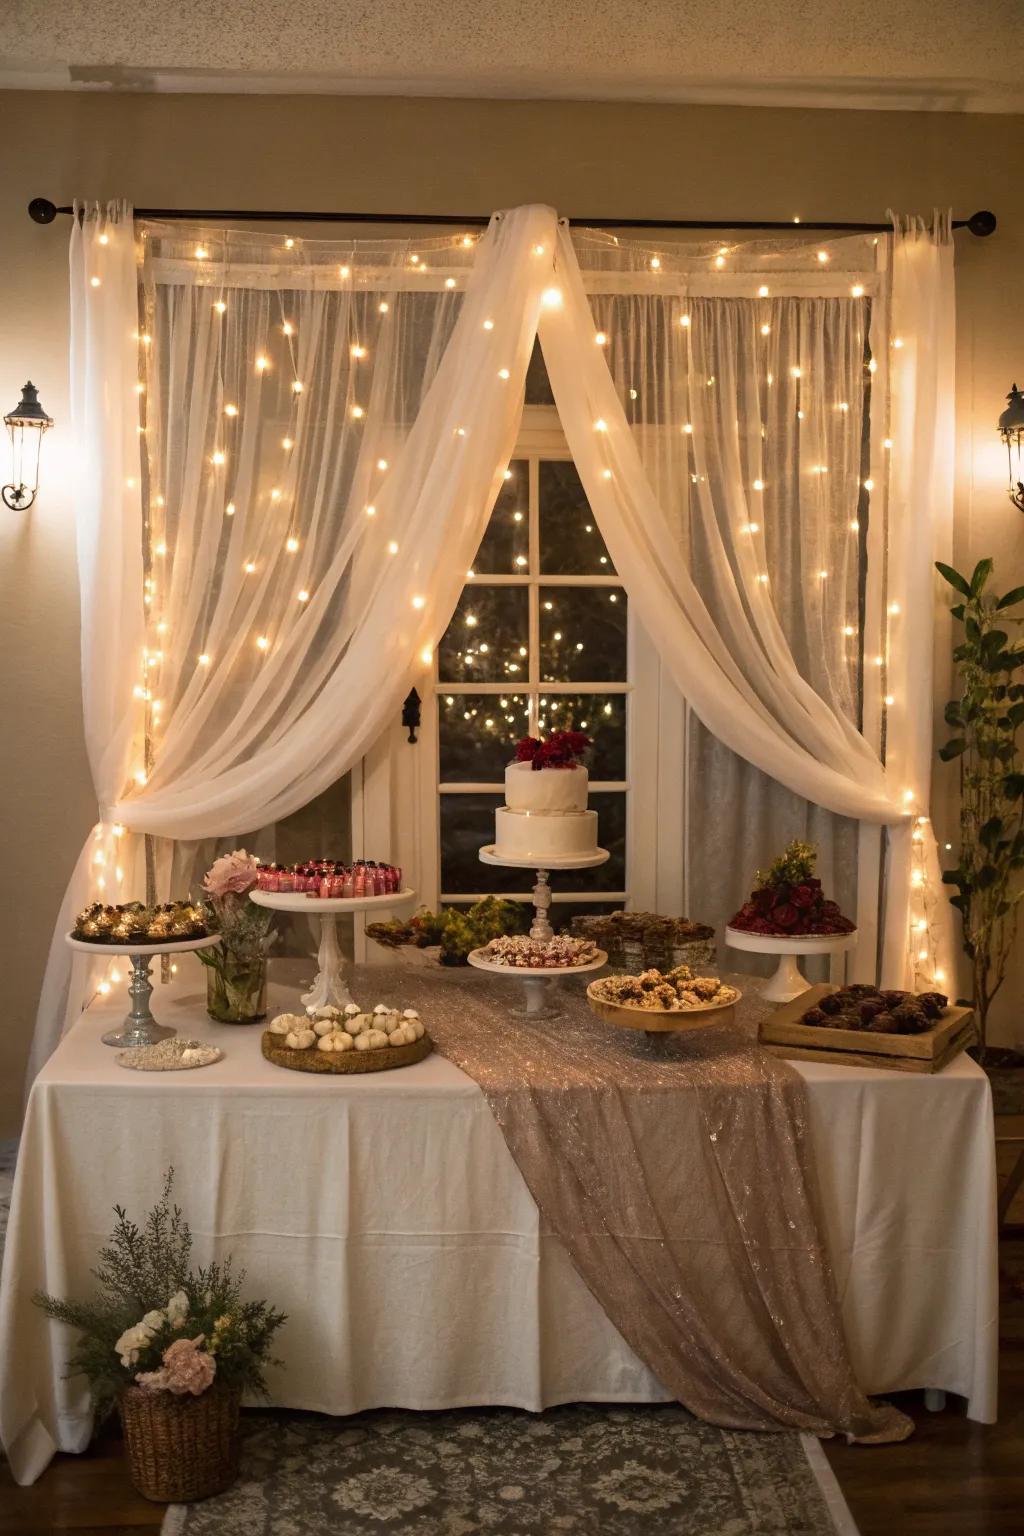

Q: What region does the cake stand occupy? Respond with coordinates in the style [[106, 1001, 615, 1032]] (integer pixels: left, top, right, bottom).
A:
[[249, 888, 416, 1009], [65, 932, 222, 1048], [478, 845, 609, 942], [467, 946, 608, 1018], [724, 926, 858, 1004]]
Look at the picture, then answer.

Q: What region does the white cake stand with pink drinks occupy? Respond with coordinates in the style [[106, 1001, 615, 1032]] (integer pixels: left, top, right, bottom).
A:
[[724, 925, 858, 1004], [250, 888, 416, 1010]]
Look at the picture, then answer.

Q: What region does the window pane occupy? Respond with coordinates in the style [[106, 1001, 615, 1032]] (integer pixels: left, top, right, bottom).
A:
[[540, 586, 627, 682], [439, 692, 531, 782], [569, 792, 626, 891], [440, 793, 528, 894], [438, 585, 529, 684], [471, 459, 529, 575], [539, 460, 616, 576], [536, 692, 626, 780]]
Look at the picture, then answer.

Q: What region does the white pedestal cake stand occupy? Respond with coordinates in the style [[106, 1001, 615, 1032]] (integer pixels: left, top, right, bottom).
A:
[[479, 845, 609, 941], [250, 888, 416, 1010], [467, 946, 608, 1017], [724, 926, 858, 1004], [65, 932, 222, 1048], [475, 844, 610, 1018]]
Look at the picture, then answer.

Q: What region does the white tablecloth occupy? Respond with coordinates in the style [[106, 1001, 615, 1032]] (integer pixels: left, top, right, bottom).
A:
[[0, 963, 999, 1484]]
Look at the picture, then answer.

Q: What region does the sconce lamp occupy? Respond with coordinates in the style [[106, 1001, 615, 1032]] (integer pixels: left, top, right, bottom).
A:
[[998, 383, 1024, 514], [3, 381, 53, 510]]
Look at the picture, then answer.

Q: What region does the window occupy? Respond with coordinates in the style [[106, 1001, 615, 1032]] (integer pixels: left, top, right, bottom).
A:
[[424, 405, 637, 923]]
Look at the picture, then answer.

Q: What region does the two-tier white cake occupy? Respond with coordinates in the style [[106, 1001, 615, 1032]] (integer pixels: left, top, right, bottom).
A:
[[494, 761, 600, 861]]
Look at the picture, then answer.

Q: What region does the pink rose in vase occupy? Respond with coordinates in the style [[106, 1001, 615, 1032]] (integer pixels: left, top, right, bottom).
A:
[[202, 850, 260, 899]]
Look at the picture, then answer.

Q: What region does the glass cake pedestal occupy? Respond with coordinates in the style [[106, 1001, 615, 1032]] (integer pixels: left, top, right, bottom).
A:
[[65, 932, 222, 1048], [724, 926, 858, 1003], [250, 888, 416, 1010]]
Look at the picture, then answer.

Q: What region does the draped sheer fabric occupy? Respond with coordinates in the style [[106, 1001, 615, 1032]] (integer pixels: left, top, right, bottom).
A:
[[541, 216, 955, 986], [28, 203, 954, 1077], [28, 201, 557, 1077]]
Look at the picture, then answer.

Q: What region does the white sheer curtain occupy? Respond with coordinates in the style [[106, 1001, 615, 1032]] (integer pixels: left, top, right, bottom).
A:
[[28, 202, 955, 1077], [29, 201, 558, 1077], [540, 215, 955, 988]]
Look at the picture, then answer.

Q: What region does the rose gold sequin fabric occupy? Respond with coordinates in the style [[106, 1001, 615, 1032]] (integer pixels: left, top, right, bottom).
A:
[[353, 963, 912, 1443]]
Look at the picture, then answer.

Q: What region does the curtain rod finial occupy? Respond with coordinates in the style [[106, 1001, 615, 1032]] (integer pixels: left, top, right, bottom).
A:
[[967, 210, 996, 238], [28, 198, 57, 225]]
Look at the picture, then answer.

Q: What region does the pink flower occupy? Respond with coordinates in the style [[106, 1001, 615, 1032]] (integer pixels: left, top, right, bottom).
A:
[[203, 850, 259, 899], [136, 1335, 217, 1397]]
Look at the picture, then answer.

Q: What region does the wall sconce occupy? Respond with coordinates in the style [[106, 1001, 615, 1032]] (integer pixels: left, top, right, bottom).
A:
[[998, 382, 1024, 514], [3, 381, 53, 510]]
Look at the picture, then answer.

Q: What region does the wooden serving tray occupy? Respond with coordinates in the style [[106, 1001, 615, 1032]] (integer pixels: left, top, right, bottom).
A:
[[261, 1030, 433, 1074], [758, 984, 975, 1073], [586, 982, 739, 1032]]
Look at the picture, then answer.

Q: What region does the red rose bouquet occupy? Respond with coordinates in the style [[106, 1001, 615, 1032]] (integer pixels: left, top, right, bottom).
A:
[[514, 730, 591, 771], [729, 839, 855, 937]]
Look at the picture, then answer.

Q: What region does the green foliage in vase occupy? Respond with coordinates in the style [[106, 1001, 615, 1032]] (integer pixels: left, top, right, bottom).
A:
[[367, 896, 528, 965], [936, 558, 1024, 1044], [33, 1171, 286, 1421], [754, 839, 817, 891]]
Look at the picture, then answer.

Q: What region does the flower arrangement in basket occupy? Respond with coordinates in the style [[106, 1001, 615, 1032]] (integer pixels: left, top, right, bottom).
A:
[[514, 729, 590, 770], [34, 1172, 285, 1503], [197, 850, 275, 1023]]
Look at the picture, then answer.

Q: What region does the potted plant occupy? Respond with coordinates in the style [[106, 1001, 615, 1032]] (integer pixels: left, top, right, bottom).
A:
[[936, 558, 1024, 1064], [34, 1172, 285, 1503], [197, 850, 275, 1022]]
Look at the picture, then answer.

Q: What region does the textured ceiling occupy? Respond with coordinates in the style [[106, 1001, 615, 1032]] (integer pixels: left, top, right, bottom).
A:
[[0, 0, 1020, 112]]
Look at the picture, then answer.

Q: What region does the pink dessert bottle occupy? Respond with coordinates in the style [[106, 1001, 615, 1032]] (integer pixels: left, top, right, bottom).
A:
[[341, 866, 355, 899]]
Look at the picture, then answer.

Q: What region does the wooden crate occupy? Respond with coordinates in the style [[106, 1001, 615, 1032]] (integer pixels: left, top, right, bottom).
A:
[[758, 984, 975, 1073]]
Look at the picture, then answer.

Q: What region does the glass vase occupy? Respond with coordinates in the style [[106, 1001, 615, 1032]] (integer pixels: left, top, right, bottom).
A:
[[206, 948, 267, 1024]]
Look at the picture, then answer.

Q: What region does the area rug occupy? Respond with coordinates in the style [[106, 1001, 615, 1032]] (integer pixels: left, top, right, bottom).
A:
[[161, 1403, 858, 1535]]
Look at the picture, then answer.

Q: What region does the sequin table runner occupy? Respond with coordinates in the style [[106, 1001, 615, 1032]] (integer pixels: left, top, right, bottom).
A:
[[362, 962, 910, 1443]]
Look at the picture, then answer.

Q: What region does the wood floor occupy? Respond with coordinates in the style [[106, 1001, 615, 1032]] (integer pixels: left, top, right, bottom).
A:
[[1, 1242, 1021, 1535]]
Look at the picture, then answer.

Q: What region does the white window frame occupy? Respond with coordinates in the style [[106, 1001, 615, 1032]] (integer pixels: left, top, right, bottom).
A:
[[405, 404, 668, 915]]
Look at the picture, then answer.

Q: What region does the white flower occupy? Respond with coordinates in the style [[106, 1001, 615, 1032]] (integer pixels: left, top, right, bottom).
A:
[[115, 1321, 156, 1367], [166, 1290, 189, 1326]]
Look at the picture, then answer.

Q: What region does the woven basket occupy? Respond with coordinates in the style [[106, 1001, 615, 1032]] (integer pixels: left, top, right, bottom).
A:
[[119, 1383, 241, 1502]]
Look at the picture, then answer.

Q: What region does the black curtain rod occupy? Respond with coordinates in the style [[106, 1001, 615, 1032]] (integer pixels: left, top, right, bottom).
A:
[[27, 198, 998, 237]]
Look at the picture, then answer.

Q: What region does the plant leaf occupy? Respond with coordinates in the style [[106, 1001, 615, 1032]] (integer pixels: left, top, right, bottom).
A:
[[935, 561, 972, 598], [970, 557, 994, 595], [939, 738, 966, 761], [996, 585, 1024, 610]]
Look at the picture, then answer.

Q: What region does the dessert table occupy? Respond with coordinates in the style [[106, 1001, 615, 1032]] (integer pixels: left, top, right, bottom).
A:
[[0, 959, 998, 1484]]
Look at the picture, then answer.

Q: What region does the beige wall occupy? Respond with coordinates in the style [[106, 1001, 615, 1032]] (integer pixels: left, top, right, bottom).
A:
[[1, 91, 1021, 1131]]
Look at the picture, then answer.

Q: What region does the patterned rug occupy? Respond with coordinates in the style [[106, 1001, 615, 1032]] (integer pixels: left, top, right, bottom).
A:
[[162, 1404, 857, 1535], [0, 1142, 854, 1532]]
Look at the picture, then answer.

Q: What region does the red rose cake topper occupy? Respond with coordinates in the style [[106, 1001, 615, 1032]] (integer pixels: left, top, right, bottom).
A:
[[514, 730, 592, 771], [729, 838, 856, 937]]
